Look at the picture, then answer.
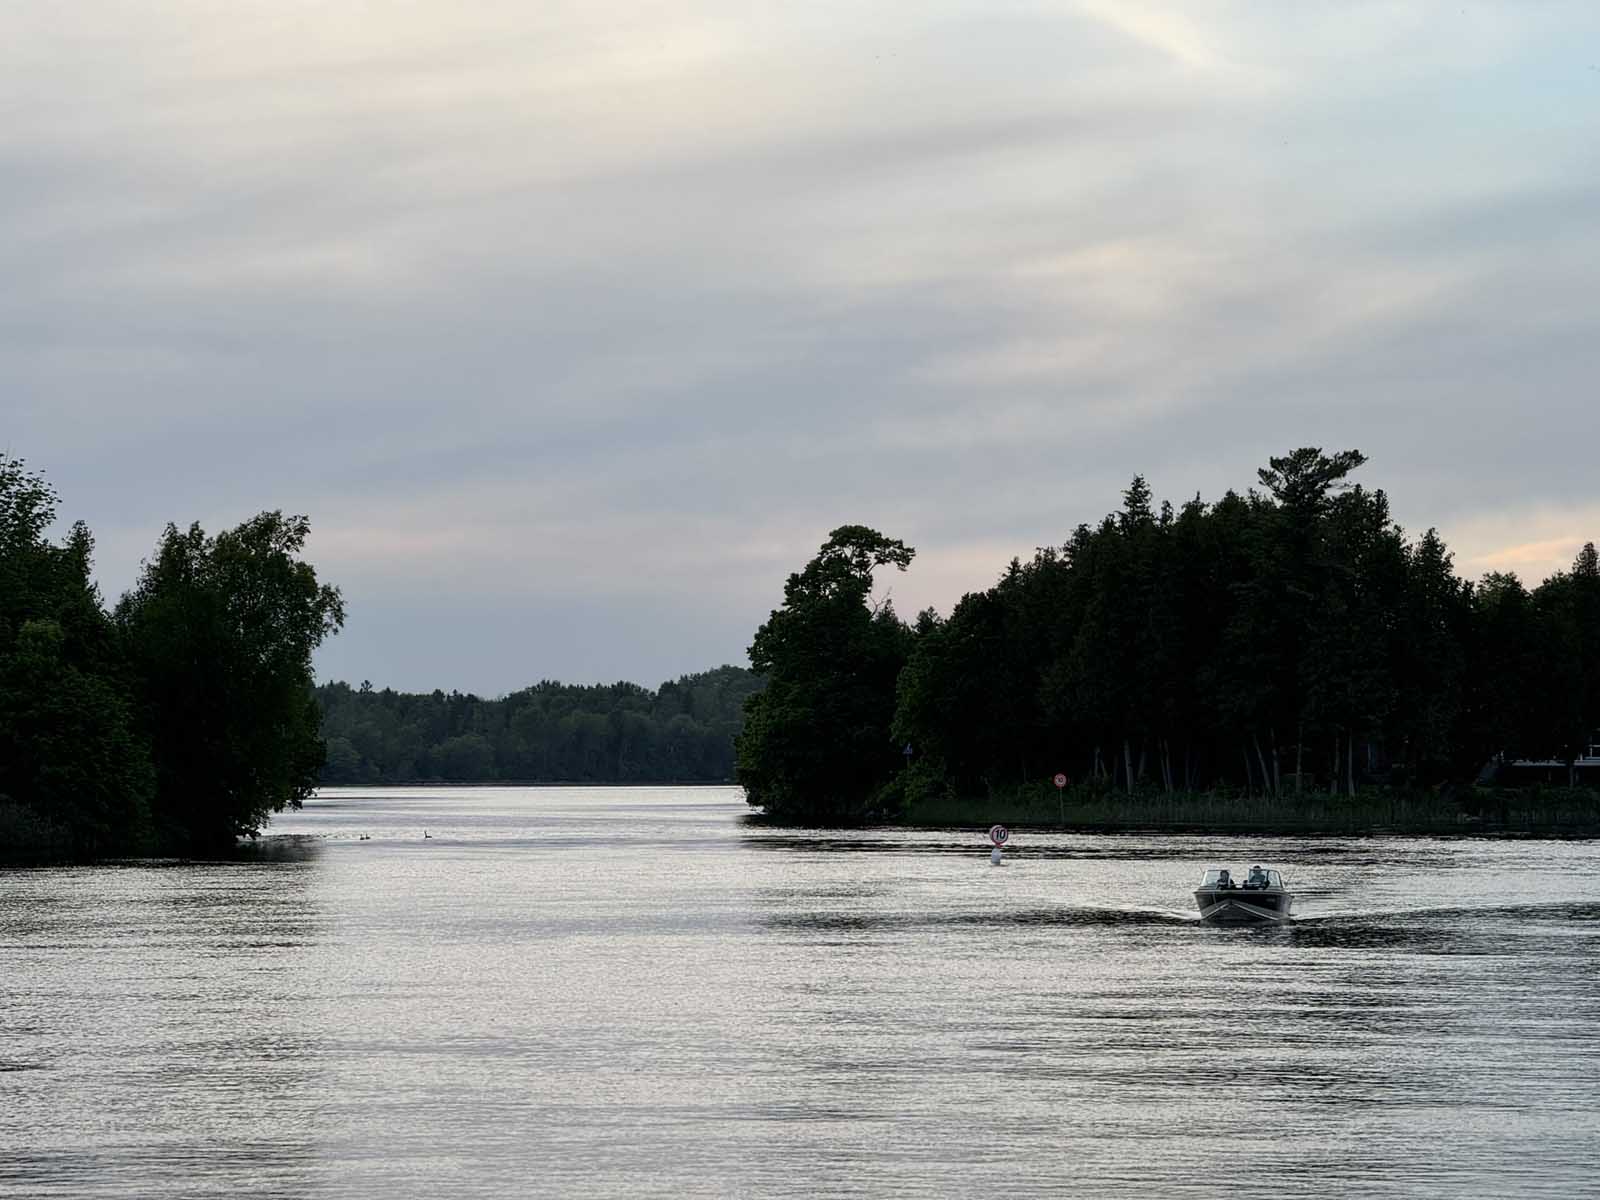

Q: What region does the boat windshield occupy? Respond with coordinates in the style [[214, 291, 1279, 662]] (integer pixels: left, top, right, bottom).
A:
[[1200, 868, 1284, 887]]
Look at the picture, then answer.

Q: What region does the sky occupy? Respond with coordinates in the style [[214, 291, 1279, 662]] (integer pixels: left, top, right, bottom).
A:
[[7, 2, 1600, 695]]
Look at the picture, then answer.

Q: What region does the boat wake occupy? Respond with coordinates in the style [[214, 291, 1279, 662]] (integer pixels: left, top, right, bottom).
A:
[[1297, 899, 1600, 923], [762, 905, 1199, 933]]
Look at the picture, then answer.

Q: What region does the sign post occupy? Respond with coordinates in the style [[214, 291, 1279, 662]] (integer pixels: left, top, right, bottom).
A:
[[1053, 772, 1067, 825], [988, 823, 1009, 866]]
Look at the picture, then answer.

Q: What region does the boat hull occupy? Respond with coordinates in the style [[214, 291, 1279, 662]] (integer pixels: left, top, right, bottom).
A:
[[1195, 888, 1292, 925]]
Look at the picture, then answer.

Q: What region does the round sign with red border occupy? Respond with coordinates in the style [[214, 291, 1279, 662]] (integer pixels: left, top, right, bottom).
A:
[[1053, 772, 1067, 789], [989, 824, 1009, 846]]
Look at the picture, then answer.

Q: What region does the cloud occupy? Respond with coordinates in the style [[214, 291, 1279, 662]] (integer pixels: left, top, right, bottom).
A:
[[6, 2, 1600, 691]]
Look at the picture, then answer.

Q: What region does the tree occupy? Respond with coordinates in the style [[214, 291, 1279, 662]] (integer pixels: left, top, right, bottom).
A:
[[1464, 572, 1542, 767], [1388, 529, 1471, 784], [1526, 543, 1600, 784], [737, 526, 914, 822], [0, 619, 155, 854], [1241, 449, 1374, 798], [0, 455, 155, 858], [0, 456, 62, 623], [116, 512, 345, 851], [432, 732, 496, 780], [1255, 448, 1369, 516], [896, 584, 1025, 797]]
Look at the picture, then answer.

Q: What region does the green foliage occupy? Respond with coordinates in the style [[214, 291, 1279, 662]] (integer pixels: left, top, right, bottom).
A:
[[1255, 448, 1368, 514], [736, 526, 915, 823], [759, 448, 1600, 822], [314, 665, 763, 783], [0, 796, 75, 860], [0, 619, 155, 856], [1512, 543, 1600, 783], [0, 456, 155, 858], [1, 493, 342, 861], [115, 512, 344, 852]]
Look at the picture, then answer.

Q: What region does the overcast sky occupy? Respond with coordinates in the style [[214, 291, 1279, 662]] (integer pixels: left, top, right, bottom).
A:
[[7, 2, 1600, 694]]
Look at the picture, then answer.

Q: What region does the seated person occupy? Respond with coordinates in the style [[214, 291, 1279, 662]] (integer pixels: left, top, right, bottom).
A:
[[1216, 869, 1233, 889], [1247, 865, 1267, 888]]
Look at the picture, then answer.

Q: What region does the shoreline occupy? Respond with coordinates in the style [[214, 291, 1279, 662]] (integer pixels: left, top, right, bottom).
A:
[[8, 782, 1599, 865], [314, 779, 738, 789], [889, 818, 1600, 839], [888, 784, 1600, 839]]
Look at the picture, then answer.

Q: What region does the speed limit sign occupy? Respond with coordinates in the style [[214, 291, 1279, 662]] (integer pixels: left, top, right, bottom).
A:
[[1053, 772, 1067, 789], [988, 824, 1009, 846]]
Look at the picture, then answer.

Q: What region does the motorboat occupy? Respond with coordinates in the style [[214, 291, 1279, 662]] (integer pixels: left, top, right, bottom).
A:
[[1195, 865, 1292, 924]]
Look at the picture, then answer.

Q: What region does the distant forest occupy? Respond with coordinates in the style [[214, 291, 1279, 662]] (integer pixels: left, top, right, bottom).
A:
[[736, 448, 1600, 824], [316, 666, 763, 784]]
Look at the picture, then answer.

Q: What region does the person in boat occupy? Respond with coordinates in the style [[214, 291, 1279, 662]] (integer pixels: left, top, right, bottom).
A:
[[1247, 865, 1267, 888], [1216, 869, 1233, 889]]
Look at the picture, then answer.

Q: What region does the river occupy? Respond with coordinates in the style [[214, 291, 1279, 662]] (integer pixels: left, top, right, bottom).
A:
[[3, 786, 1598, 1197]]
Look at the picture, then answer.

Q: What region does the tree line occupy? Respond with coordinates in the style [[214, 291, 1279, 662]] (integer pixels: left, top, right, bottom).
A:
[[736, 449, 1600, 824], [317, 666, 762, 784], [0, 455, 343, 858]]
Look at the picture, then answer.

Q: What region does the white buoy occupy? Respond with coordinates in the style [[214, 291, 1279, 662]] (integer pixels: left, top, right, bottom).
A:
[[991, 846, 1003, 866]]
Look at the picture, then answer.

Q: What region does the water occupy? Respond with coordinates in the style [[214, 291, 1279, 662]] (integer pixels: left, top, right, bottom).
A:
[[3, 786, 1599, 1198]]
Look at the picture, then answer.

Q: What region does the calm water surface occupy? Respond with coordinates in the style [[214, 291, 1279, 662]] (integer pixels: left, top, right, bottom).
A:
[[3, 786, 1599, 1198]]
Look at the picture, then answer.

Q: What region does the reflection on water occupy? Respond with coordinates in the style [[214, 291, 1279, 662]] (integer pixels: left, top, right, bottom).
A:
[[0, 858, 325, 1199], [3, 786, 1598, 1199], [231, 834, 324, 864]]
